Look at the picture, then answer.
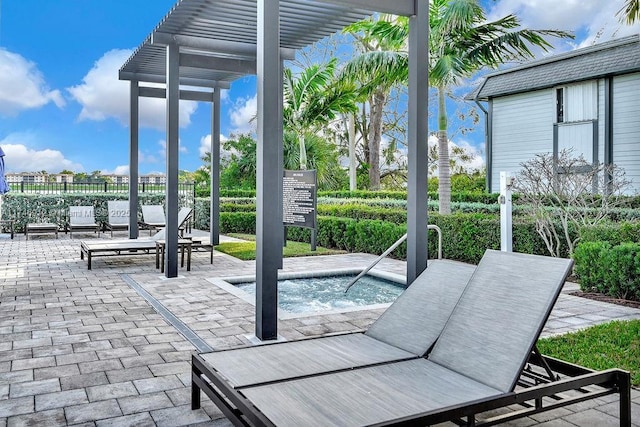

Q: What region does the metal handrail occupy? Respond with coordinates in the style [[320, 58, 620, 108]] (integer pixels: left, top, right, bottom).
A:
[[344, 225, 442, 293]]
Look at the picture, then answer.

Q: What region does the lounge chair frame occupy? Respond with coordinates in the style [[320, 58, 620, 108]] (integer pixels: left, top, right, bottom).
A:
[[190, 250, 631, 427], [80, 210, 209, 270], [139, 205, 166, 235], [105, 201, 130, 237], [67, 206, 100, 238], [191, 349, 631, 426]]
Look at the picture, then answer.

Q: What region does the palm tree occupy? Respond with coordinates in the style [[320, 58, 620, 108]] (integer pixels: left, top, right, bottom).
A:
[[342, 1, 571, 211], [618, 0, 640, 23], [283, 58, 357, 170], [342, 16, 408, 190]]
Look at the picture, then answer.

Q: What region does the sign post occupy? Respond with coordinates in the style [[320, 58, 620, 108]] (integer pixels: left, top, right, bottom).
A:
[[283, 170, 317, 251]]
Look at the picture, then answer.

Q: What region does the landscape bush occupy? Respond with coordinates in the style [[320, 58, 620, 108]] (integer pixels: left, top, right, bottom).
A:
[[193, 201, 557, 264], [580, 222, 640, 245], [573, 241, 640, 301], [2, 193, 181, 232]]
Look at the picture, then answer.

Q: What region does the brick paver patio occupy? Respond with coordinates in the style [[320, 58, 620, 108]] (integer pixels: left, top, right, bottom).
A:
[[0, 230, 638, 426]]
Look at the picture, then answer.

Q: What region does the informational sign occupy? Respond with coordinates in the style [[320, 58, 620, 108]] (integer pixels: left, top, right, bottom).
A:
[[283, 169, 317, 229]]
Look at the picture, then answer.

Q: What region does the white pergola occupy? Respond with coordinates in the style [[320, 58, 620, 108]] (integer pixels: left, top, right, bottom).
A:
[[120, 0, 428, 341]]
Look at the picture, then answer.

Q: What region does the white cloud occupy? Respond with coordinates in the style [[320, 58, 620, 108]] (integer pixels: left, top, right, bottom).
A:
[[158, 139, 188, 158], [139, 151, 159, 164], [487, 0, 640, 50], [0, 136, 84, 173], [428, 135, 485, 174], [229, 95, 257, 133], [198, 134, 229, 157], [102, 165, 130, 175], [67, 49, 198, 130], [0, 49, 65, 117]]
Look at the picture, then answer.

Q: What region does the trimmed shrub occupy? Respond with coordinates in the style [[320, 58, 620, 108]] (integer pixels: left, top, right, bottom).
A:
[[1, 193, 176, 232], [581, 222, 640, 246], [573, 241, 640, 301]]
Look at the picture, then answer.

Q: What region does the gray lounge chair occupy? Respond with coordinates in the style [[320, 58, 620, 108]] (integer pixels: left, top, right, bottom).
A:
[[140, 205, 166, 235], [105, 200, 130, 237], [192, 250, 632, 426], [67, 206, 100, 238], [80, 207, 204, 269], [194, 259, 475, 389]]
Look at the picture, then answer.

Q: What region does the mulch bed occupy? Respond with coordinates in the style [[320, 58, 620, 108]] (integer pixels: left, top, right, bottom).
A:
[[569, 291, 640, 309]]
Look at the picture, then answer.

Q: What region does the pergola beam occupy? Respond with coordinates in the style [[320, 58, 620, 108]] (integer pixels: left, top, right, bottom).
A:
[[152, 32, 296, 60], [255, 0, 282, 341], [138, 87, 216, 102], [119, 71, 231, 89], [316, 0, 414, 16], [164, 42, 180, 278], [180, 53, 256, 75], [406, 0, 429, 284]]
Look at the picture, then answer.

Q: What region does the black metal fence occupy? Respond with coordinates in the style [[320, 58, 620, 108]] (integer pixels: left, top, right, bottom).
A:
[[10, 181, 196, 196]]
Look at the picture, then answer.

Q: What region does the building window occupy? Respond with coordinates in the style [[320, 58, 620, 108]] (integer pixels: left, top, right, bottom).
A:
[[556, 81, 597, 123], [556, 88, 564, 123], [555, 81, 598, 164]]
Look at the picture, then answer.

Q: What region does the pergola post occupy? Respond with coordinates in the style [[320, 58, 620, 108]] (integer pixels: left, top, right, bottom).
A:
[[255, 0, 282, 341], [165, 42, 180, 277], [406, 0, 429, 284], [129, 81, 140, 239], [210, 89, 221, 245]]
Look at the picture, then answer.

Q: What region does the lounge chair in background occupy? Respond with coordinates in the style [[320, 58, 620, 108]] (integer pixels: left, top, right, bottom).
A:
[[192, 250, 632, 427], [105, 200, 130, 237], [140, 205, 166, 235], [80, 206, 207, 269], [67, 206, 100, 238]]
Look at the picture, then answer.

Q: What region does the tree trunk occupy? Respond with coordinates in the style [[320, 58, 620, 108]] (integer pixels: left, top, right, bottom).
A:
[[348, 113, 357, 191], [368, 91, 386, 190], [437, 86, 451, 214], [298, 133, 307, 170]]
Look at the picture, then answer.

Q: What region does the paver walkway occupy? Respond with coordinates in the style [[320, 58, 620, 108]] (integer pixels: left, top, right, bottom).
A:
[[0, 230, 638, 426]]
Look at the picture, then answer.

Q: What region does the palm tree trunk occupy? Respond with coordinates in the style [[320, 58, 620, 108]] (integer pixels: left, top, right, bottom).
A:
[[437, 86, 451, 215], [368, 91, 386, 190], [298, 134, 308, 170], [348, 113, 357, 191]]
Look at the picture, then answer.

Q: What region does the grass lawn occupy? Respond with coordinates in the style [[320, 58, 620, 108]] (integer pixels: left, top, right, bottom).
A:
[[216, 233, 345, 261], [537, 319, 640, 386]]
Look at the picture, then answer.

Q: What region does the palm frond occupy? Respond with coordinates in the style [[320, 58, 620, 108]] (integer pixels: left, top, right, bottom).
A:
[[617, 0, 640, 23]]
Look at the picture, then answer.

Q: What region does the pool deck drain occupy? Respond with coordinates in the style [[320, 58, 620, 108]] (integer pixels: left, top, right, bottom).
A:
[[122, 273, 214, 353]]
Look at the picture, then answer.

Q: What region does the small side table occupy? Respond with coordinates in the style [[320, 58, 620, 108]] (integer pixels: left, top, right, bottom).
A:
[[155, 239, 192, 272], [0, 220, 14, 239], [26, 223, 59, 240]]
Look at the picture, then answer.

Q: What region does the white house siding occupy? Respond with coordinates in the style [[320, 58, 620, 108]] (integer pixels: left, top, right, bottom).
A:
[[612, 72, 640, 194], [490, 90, 555, 192]]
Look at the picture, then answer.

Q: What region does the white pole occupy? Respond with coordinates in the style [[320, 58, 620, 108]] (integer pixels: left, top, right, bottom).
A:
[[499, 171, 513, 252], [348, 113, 356, 191]]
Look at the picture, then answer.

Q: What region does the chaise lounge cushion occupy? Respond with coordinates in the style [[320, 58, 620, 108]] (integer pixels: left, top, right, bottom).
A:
[[198, 259, 475, 388]]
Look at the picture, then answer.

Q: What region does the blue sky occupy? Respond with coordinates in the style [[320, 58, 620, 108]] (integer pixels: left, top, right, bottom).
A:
[[0, 0, 638, 175]]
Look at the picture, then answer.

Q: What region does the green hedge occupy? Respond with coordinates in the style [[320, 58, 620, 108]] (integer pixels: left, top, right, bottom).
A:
[[213, 189, 502, 205], [219, 199, 503, 216], [580, 222, 640, 245], [573, 241, 640, 301], [197, 206, 554, 264], [1, 193, 187, 232]]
